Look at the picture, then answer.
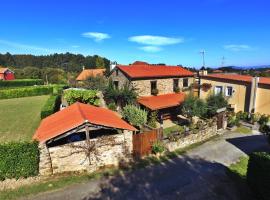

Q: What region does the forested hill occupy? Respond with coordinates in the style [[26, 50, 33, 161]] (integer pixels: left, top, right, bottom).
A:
[[0, 52, 110, 72]]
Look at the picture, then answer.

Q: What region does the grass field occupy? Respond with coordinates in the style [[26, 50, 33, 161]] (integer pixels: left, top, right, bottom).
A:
[[0, 95, 49, 142]]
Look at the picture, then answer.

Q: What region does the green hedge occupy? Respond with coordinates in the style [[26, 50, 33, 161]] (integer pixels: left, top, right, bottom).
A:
[[0, 141, 39, 180], [40, 95, 61, 119], [247, 152, 270, 200], [0, 79, 43, 87], [0, 86, 54, 99]]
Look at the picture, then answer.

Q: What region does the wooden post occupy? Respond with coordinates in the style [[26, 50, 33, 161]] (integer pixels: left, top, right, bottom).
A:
[[85, 124, 91, 164]]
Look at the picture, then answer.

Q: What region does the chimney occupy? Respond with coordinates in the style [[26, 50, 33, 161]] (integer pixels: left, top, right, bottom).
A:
[[82, 66, 85, 70], [249, 77, 260, 113], [110, 61, 117, 71]]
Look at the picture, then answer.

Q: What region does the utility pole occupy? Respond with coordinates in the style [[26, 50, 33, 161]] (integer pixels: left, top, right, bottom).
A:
[[200, 50, 206, 67]]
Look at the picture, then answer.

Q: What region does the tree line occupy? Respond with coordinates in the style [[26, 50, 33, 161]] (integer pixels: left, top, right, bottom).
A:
[[0, 52, 110, 72]]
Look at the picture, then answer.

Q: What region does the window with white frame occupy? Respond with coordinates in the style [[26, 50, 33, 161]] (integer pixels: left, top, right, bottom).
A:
[[214, 86, 223, 95], [226, 86, 233, 96]]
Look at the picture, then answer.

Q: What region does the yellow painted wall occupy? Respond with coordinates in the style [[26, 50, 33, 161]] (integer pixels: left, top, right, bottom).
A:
[[200, 79, 248, 112], [255, 87, 270, 115]]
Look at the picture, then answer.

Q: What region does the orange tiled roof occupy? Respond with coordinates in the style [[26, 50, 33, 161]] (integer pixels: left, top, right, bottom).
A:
[[202, 73, 253, 83], [260, 77, 270, 85], [0, 67, 8, 74], [76, 69, 105, 81], [33, 102, 136, 142], [138, 93, 186, 110], [202, 73, 270, 86], [117, 63, 193, 79]]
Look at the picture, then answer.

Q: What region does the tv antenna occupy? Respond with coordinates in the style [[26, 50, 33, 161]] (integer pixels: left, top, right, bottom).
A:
[[221, 56, 226, 67], [199, 50, 206, 67]]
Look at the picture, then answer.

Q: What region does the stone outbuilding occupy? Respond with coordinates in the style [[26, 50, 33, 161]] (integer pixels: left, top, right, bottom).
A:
[[33, 102, 136, 175]]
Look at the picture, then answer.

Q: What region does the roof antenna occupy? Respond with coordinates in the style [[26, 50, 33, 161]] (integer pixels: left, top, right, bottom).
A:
[[221, 56, 226, 68], [199, 50, 206, 67]]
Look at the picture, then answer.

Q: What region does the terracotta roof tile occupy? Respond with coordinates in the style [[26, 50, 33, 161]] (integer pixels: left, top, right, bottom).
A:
[[76, 69, 105, 81], [202, 73, 270, 85], [117, 64, 193, 79], [202, 73, 253, 83], [138, 93, 186, 110], [33, 102, 136, 142]]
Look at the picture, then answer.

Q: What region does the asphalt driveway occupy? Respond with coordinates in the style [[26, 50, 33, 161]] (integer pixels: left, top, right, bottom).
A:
[[26, 131, 270, 200]]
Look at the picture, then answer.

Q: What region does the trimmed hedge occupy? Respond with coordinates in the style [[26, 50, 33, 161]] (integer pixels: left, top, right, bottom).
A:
[[0, 141, 39, 180], [0, 86, 54, 99], [247, 152, 270, 200], [40, 95, 61, 119], [0, 79, 43, 87]]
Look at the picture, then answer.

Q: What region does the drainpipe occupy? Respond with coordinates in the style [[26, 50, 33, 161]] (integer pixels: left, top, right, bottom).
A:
[[249, 77, 259, 113]]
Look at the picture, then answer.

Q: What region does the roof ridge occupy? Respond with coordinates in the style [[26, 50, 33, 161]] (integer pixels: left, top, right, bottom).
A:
[[76, 102, 88, 123]]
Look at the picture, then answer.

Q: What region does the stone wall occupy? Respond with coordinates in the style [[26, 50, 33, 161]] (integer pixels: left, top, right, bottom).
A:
[[164, 125, 218, 152], [39, 130, 133, 175]]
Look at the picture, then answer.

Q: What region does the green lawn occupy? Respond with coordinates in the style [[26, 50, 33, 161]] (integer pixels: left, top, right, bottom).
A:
[[0, 95, 49, 142], [228, 156, 249, 179], [163, 125, 184, 136], [234, 126, 252, 134]]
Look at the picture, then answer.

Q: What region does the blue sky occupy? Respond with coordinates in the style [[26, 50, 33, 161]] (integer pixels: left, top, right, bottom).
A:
[[0, 0, 270, 67]]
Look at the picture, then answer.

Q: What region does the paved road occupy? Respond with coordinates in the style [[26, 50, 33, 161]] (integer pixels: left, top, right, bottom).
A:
[[26, 131, 270, 200]]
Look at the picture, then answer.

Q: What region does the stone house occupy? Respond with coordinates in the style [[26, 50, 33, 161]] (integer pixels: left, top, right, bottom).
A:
[[109, 61, 194, 120], [76, 68, 106, 81], [33, 102, 136, 175], [200, 73, 270, 115]]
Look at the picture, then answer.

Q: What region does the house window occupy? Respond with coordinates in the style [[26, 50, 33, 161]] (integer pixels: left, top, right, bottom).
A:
[[226, 86, 233, 97], [114, 81, 119, 89], [214, 86, 223, 95], [173, 79, 179, 92], [183, 78, 189, 87], [116, 69, 119, 76], [151, 81, 157, 95]]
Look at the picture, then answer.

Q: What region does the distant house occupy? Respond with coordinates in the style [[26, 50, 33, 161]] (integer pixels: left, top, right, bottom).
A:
[[109, 61, 194, 120], [200, 73, 270, 115], [0, 67, 15, 80], [76, 68, 105, 81], [212, 69, 223, 73], [34, 102, 136, 175]]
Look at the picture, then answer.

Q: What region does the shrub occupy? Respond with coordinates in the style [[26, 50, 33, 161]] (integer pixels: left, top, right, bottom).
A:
[[236, 111, 249, 121], [250, 113, 261, 124], [104, 81, 137, 107], [40, 95, 61, 119], [0, 79, 43, 87], [247, 152, 270, 200], [258, 114, 270, 125], [107, 102, 117, 111], [63, 89, 99, 106], [147, 111, 158, 128], [0, 141, 39, 180], [152, 141, 165, 154], [0, 86, 54, 99], [206, 93, 228, 117], [122, 105, 148, 128], [181, 95, 207, 119]]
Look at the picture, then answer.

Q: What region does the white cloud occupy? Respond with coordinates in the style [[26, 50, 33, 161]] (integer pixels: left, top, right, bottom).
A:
[[129, 35, 184, 46], [139, 46, 162, 53], [224, 44, 252, 52], [82, 32, 110, 42], [0, 39, 56, 53]]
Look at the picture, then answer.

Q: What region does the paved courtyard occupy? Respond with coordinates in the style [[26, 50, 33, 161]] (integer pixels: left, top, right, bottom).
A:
[[27, 131, 270, 200]]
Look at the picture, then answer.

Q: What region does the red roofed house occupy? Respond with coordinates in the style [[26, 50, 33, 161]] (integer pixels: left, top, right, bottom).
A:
[[200, 73, 270, 115], [34, 102, 136, 175], [76, 67, 105, 81], [0, 67, 15, 80], [109, 61, 194, 120]]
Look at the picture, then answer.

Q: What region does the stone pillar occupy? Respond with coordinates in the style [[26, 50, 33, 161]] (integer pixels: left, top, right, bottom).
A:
[[38, 143, 53, 176]]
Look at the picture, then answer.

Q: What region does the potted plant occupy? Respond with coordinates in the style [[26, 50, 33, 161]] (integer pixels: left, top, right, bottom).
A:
[[151, 88, 159, 96]]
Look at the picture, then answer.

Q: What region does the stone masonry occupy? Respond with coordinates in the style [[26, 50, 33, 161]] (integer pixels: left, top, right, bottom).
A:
[[39, 130, 133, 175]]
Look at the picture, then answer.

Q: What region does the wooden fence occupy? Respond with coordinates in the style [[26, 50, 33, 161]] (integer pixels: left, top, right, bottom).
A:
[[133, 128, 162, 158]]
